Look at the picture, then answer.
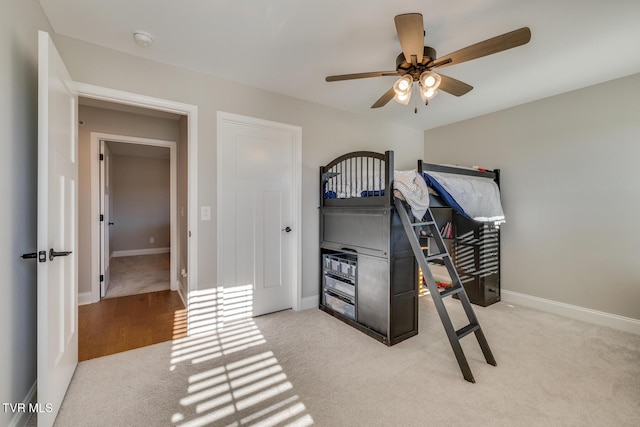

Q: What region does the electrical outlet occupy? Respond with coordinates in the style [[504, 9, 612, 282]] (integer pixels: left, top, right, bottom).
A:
[[150, 237, 155, 243]]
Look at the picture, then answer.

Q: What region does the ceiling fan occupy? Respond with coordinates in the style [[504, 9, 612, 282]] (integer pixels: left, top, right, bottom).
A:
[[325, 13, 531, 111]]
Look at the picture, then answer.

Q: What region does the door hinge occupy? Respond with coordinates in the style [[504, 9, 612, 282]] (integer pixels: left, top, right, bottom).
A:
[[99, 154, 104, 161], [100, 214, 104, 222], [100, 274, 104, 282]]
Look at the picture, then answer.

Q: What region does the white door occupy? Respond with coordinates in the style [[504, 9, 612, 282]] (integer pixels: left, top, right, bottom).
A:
[[37, 31, 78, 427], [219, 114, 300, 317], [99, 140, 111, 297]]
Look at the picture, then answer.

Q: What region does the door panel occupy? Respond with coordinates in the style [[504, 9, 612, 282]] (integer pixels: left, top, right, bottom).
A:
[[37, 31, 78, 427], [263, 191, 282, 289], [220, 116, 298, 317]]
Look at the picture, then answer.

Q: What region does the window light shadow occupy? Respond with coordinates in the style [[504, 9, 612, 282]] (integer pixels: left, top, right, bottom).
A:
[[169, 286, 314, 426]]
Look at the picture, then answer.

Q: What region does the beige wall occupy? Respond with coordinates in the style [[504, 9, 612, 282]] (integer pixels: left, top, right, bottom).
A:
[[77, 104, 180, 294], [424, 72, 640, 320], [0, 0, 52, 423], [111, 155, 170, 251], [56, 35, 425, 300]]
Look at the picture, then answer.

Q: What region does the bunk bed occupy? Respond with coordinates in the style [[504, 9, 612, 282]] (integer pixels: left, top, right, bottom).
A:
[[418, 161, 503, 307], [319, 151, 503, 346]]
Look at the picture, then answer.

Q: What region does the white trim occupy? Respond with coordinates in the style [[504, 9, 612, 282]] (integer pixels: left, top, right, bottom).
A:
[[177, 280, 187, 307], [112, 247, 171, 257], [90, 133, 177, 296], [8, 381, 37, 427], [216, 112, 303, 312], [78, 292, 94, 306], [77, 83, 198, 335], [501, 290, 640, 336], [90, 138, 100, 303], [300, 295, 319, 311]]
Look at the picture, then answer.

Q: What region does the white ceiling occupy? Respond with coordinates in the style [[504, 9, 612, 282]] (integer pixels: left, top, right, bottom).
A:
[[39, 0, 640, 130]]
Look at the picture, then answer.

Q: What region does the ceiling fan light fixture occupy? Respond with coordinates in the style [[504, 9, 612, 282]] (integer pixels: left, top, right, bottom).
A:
[[419, 71, 441, 90], [393, 75, 413, 96], [394, 90, 412, 105], [419, 87, 438, 103]]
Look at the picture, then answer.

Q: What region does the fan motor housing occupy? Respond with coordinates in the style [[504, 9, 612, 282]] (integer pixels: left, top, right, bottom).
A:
[[396, 46, 437, 75]]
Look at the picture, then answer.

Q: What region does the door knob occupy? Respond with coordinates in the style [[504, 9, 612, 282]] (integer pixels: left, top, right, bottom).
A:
[[49, 249, 72, 261], [108, 222, 115, 225], [282, 226, 292, 233]]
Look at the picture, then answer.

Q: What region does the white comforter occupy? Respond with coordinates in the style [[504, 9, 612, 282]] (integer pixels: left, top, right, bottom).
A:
[[393, 170, 429, 220], [426, 171, 506, 224]]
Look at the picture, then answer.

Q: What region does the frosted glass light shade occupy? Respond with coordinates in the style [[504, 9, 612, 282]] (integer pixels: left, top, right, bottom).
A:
[[393, 75, 413, 96], [419, 71, 441, 89], [394, 90, 412, 105]]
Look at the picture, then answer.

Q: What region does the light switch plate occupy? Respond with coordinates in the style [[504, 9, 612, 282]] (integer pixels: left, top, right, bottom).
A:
[[201, 206, 211, 221]]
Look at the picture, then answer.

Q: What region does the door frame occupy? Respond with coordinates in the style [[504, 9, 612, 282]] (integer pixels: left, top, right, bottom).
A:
[[89, 132, 178, 301], [77, 83, 198, 311], [216, 111, 302, 312]]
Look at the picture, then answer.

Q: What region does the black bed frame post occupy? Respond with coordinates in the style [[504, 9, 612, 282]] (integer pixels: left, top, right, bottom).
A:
[[319, 165, 325, 307], [319, 165, 325, 209], [385, 151, 393, 207]]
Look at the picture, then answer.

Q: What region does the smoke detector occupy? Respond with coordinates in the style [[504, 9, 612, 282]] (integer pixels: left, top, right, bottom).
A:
[[133, 31, 153, 47]]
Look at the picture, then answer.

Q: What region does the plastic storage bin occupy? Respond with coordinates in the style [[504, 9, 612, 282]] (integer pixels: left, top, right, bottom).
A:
[[323, 291, 355, 320], [324, 275, 355, 298]]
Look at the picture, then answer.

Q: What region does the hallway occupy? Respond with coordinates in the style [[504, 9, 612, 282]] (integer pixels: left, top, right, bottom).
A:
[[105, 253, 170, 299], [78, 290, 186, 361]]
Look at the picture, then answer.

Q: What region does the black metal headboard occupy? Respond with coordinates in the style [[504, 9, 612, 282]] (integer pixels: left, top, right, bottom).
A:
[[320, 150, 394, 207]]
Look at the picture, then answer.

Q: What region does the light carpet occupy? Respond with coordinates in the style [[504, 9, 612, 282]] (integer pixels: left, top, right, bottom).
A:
[[51, 296, 640, 426], [105, 253, 170, 299]]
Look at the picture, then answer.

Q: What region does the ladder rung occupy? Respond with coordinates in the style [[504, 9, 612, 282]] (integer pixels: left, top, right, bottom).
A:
[[456, 324, 480, 340], [438, 285, 464, 298], [410, 221, 436, 227], [425, 253, 448, 262]]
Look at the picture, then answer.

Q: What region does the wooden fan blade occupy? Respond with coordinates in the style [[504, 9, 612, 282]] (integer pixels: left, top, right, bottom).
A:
[[326, 71, 400, 82], [438, 74, 473, 97], [429, 27, 531, 69], [395, 13, 424, 65], [371, 87, 396, 108]]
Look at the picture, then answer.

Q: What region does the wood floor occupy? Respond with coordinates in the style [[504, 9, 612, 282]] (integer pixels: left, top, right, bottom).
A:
[[78, 290, 187, 361]]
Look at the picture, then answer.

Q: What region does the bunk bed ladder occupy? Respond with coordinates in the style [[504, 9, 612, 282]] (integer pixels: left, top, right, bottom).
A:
[[394, 198, 496, 383]]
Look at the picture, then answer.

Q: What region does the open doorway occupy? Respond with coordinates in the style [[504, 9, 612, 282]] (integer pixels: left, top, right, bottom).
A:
[[101, 138, 174, 299], [75, 92, 196, 360], [94, 135, 177, 300]]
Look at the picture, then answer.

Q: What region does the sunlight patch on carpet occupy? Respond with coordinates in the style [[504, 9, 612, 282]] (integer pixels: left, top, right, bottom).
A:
[[169, 287, 314, 426]]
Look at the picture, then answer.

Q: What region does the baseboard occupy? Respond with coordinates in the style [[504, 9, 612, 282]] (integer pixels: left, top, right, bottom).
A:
[[78, 291, 96, 306], [501, 290, 640, 336], [7, 381, 36, 427], [299, 295, 318, 311], [112, 247, 170, 257]]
